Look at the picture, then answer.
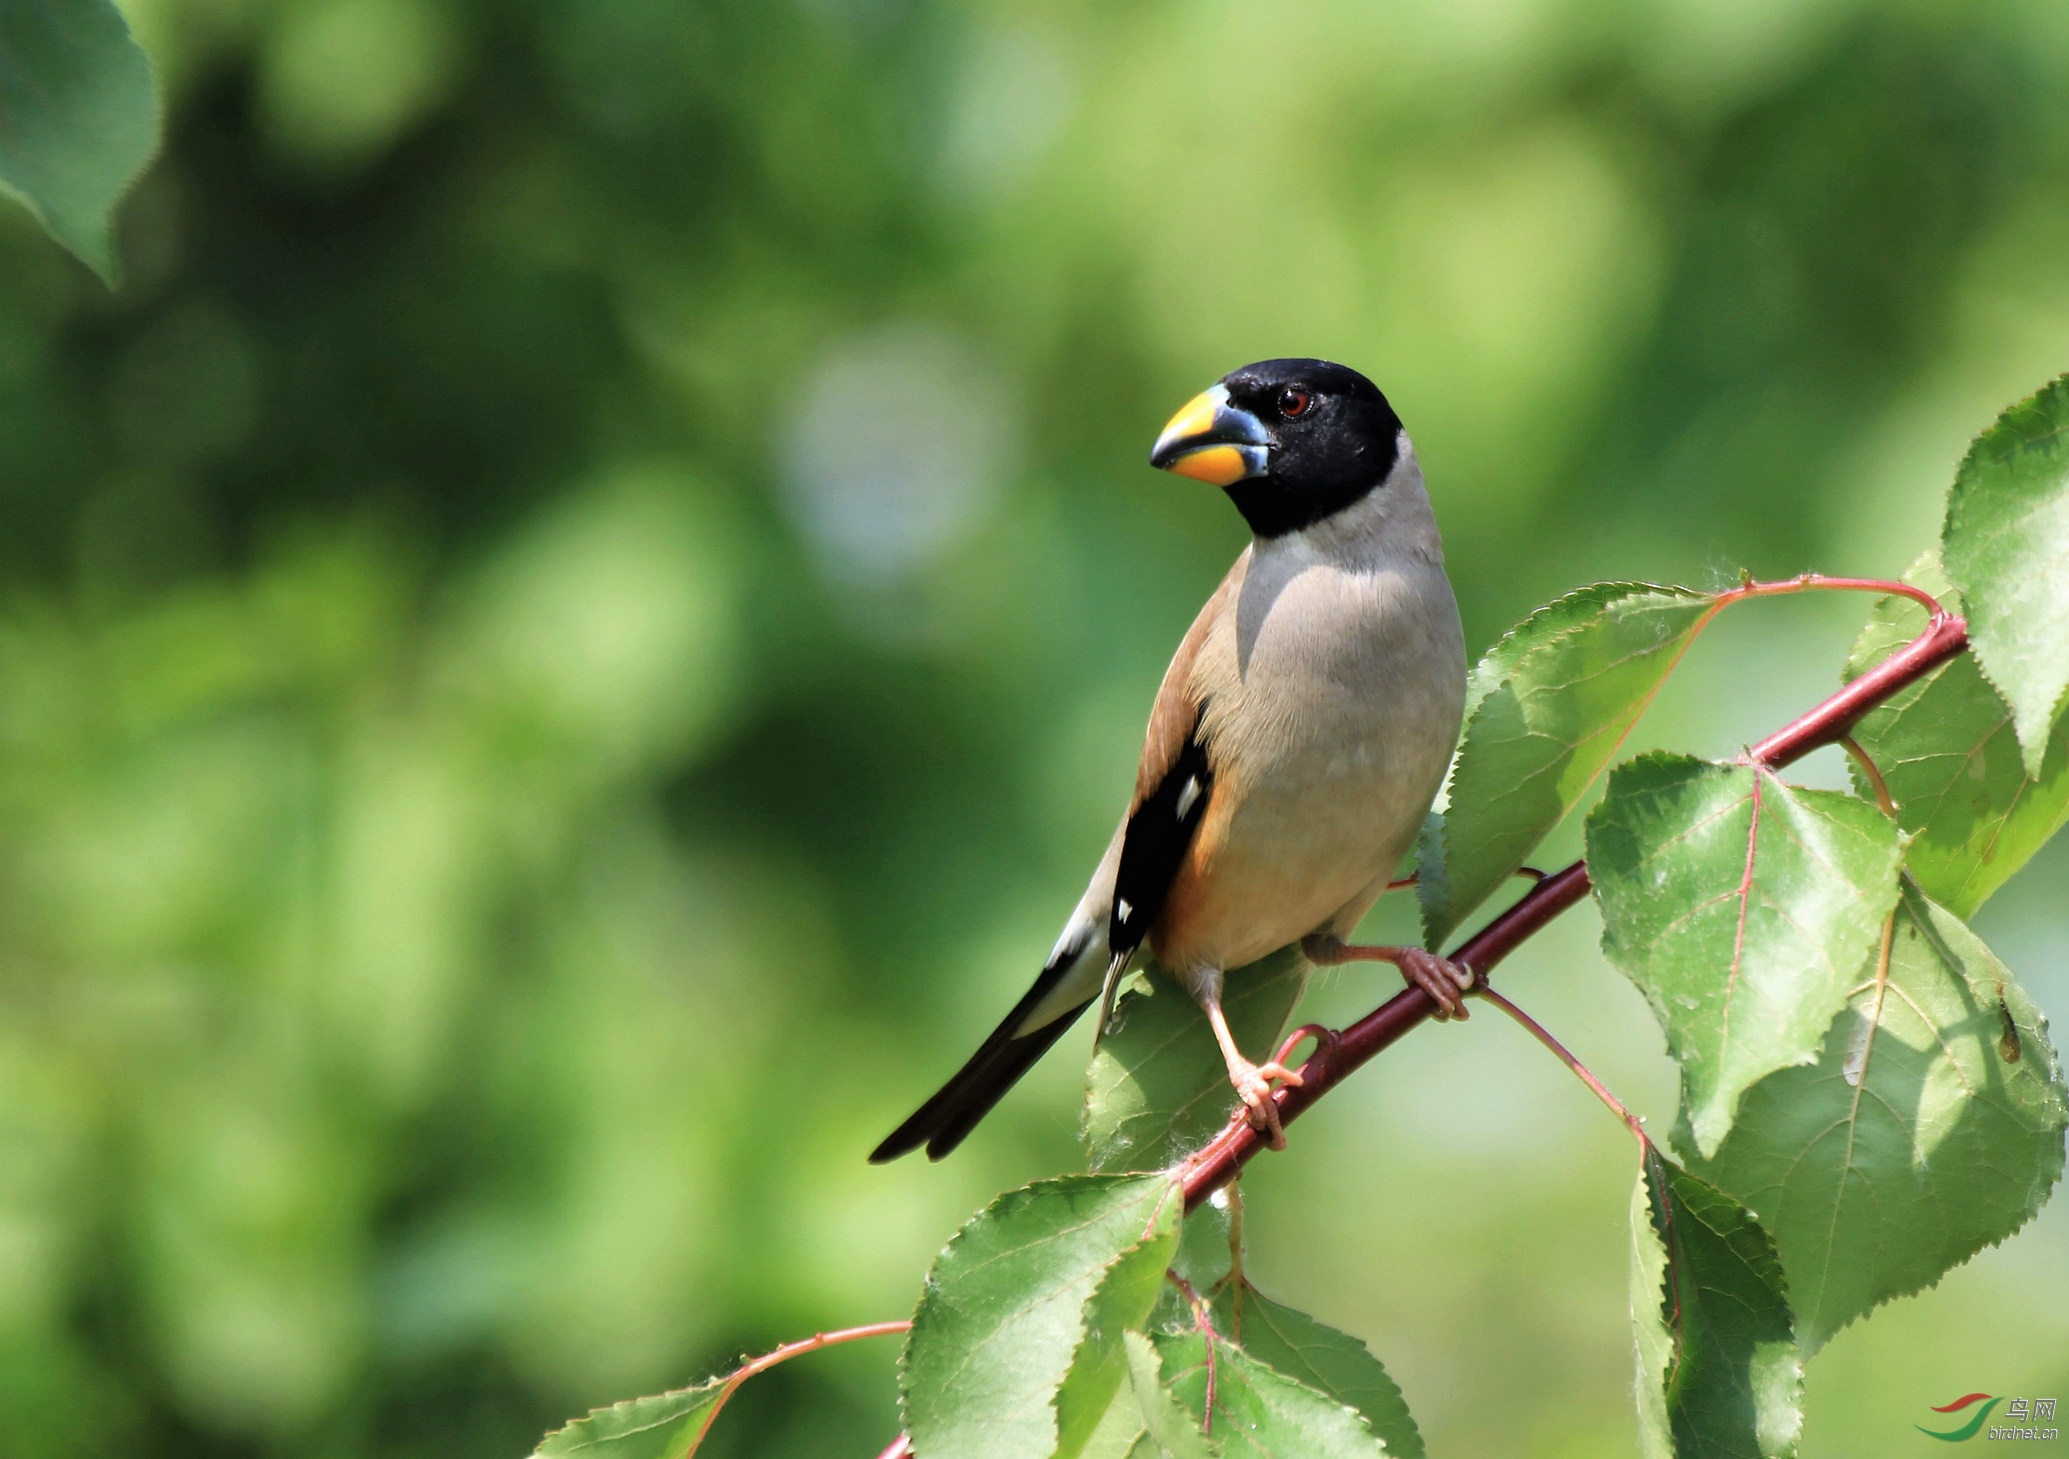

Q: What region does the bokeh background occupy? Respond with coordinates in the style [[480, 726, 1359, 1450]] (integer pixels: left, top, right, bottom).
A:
[[1, 0, 2066, 1454]]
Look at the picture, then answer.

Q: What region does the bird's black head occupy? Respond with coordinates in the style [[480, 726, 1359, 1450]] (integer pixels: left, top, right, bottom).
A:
[[1148, 358, 1405, 538]]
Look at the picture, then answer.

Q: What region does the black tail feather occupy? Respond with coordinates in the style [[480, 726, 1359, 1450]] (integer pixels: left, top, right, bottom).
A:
[[870, 956, 1093, 1163]]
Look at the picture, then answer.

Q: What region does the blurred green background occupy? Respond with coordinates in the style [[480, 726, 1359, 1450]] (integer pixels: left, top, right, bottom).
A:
[[1, 0, 2066, 1454]]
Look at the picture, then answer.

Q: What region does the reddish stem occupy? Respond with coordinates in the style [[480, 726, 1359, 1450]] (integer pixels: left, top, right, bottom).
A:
[[1166, 1271, 1220, 1430], [1709, 570, 1943, 617], [1274, 1023, 1336, 1069], [658, 1321, 909, 1457], [1745, 609, 1966, 764], [1477, 986, 1647, 1148], [1179, 598, 1967, 1211], [875, 1438, 913, 1459]]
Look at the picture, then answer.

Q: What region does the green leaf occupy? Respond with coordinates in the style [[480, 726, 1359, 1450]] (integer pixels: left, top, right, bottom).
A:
[[1084, 948, 1307, 1172], [1587, 753, 1903, 1156], [1630, 1144, 1802, 1459], [1152, 1328, 1393, 1458], [0, 0, 159, 282], [533, 1379, 726, 1459], [901, 1173, 1183, 1459], [1056, 1194, 1188, 1459], [1686, 882, 2069, 1352], [1421, 583, 1716, 946], [1206, 1285, 1423, 1459], [1942, 373, 2069, 776], [1124, 1331, 1219, 1459], [1844, 551, 2069, 916]]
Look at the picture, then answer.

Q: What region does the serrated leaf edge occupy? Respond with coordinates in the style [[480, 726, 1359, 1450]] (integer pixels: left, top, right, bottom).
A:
[[1211, 1282, 1425, 1459], [1588, 752, 1904, 1157], [898, 1174, 1184, 1455], [1154, 1327, 1400, 1454], [1424, 582, 1719, 946], [532, 1377, 726, 1457], [1941, 373, 2069, 777], [1802, 883, 2068, 1346], [1638, 1148, 1804, 1459], [1051, 1183, 1187, 1458]]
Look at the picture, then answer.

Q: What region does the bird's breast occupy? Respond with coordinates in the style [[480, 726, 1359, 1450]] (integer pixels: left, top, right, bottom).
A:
[[1152, 554, 1464, 973]]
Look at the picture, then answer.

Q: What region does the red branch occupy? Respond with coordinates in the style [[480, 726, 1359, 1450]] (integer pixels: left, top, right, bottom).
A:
[[1178, 594, 1967, 1212]]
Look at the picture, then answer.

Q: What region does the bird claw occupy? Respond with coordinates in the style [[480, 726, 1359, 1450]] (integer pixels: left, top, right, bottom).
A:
[[1398, 948, 1474, 1020], [1230, 1059, 1303, 1149], [1298, 936, 1475, 1020]]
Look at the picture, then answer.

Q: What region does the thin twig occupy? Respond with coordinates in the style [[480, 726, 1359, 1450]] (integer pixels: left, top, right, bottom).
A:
[[675, 1322, 911, 1457], [1177, 596, 1967, 1211], [1273, 1024, 1335, 1071], [1477, 987, 1647, 1147], [1168, 1271, 1219, 1431], [1711, 570, 1944, 616]]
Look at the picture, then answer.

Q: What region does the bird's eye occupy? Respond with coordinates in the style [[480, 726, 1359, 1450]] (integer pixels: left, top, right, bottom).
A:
[[1278, 388, 1313, 419]]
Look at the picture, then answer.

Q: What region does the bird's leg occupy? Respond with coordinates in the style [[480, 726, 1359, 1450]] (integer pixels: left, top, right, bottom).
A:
[[1185, 967, 1303, 1148], [1301, 934, 1474, 1020]]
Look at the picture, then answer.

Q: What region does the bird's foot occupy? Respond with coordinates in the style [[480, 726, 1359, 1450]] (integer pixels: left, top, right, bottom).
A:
[[1300, 935, 1475, 1020], [1227, 1057, 1303, 1149], [1394, 947, 1475, 1019]]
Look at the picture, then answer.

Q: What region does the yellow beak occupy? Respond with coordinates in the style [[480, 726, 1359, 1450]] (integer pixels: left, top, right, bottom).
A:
[[1149, 384, 1270, 486]]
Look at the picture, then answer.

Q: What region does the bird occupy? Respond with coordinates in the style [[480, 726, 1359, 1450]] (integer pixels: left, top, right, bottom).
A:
[[870, 359, 1469, 1163]]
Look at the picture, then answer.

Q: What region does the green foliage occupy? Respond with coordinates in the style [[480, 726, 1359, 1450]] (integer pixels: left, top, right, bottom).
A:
[[0, 0, 158, 281], [853, 1183, 1417, 1459], [1686, 883, 2068, 1352], [531, 1379, 727, 1459], [1151, 1327, 1394, 1459], [1055, 1204, 1192, 1459], [1205, 1286, 1422, 1459], [1420, 585, 1714, 946], [1629, 1146, 1801, 1459], [1848, 553, 2069, 916], [1083, 950, 1308, 1172], [1122, 1332, 1217, 1459], [1942, 375, 2069, 775], [1588, 754, 1903, 1156], [900, 1174, 1183, 1459]]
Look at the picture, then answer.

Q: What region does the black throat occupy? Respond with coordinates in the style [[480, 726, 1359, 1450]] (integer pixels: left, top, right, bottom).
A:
[[1223, 438, 1400, 538]]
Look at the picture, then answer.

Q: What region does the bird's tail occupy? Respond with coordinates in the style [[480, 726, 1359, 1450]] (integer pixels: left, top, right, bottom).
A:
[[870, 939, 1112, 1163]]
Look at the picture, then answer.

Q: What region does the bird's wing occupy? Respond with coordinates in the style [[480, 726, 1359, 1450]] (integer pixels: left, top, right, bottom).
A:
[[866, 552, 1247, 1163], [1020, 545, 1248, 1022], [1107, 549, 1246, 964]]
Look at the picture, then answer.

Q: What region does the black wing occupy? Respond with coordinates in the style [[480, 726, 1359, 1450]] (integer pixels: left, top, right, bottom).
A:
[[1108, 706, 1214, 962]]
